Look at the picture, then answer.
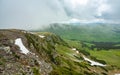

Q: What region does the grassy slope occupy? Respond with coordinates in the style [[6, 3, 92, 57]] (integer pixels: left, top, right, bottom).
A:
[[42, 23, 120, 42], [36, 32, 91, 75], [36, 32, 112, 75], [66, 40, 120, 68], [34, 23, 120, 74], [88, 50, 120, 67]]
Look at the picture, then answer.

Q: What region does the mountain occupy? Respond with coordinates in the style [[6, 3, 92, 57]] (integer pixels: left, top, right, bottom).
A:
[[40, 23, 120, 42], [0, 29, 120, 75]]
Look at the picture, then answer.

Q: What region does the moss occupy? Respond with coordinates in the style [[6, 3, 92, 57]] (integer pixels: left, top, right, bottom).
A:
[[76, 61, 89, 69], [53, 56, 61, 65], [79, 50, 90, 56], [90, 56, 106, 64], [49, 70, 60, 75], [12, 52, 20, 59], [74, 55, 84, 60], [52, 67, 83, 75], [32, 67, 40, 75], [84, 71, 98, 75], [0, 61, 4, 65]]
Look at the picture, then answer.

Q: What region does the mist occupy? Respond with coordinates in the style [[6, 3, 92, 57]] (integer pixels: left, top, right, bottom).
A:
[[0, 0, 69, 30], [0, 0, 120, 30]]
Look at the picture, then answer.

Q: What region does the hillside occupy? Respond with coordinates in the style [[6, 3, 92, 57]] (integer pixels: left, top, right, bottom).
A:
[[40, 23, 120, 42], [0, 29, 120, 75]]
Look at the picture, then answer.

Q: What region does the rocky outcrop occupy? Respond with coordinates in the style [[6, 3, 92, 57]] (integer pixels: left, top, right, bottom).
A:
[[0, 29, 64, 75]]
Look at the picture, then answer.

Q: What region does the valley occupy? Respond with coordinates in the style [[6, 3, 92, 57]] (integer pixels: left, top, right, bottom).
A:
[[37, 23, 120, 74], [1, 0, 120, 75], [0, 24, 120, 75]]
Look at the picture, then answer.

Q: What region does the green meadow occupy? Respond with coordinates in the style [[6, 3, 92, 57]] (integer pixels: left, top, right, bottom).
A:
[[39, 23, 120, 69]]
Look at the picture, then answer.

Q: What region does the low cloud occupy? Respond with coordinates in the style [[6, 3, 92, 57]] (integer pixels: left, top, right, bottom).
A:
[[0, 0, 68, 30], [0, 0, 120, 29]]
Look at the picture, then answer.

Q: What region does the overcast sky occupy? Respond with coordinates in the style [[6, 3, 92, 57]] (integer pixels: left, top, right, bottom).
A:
[[0, 0, 120, 29]]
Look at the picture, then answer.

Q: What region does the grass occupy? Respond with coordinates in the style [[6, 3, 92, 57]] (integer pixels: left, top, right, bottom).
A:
[[55, 44, 81, 61], [40, 24, 120, 42], [83, 42, 95, 48], [32, 31, 120, 74], [63, 38, 120, 68], [64, 39, 82, 49], [32, 67, 40, 75], [87, 49, 120, 68]]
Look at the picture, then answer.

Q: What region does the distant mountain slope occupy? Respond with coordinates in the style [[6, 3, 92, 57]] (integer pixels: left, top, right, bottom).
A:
[[41, 23, 120, 42], [0, 29, 119, 75]]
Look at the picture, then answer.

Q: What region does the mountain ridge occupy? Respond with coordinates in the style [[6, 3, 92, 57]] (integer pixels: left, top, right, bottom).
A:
[[0, 29, 120, 75], [40, 23, 120, 42]]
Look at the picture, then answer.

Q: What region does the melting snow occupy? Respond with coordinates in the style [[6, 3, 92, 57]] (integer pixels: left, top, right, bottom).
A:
[[15, 38, 29, 54], [29, 32, 36, 34], [72, 48, 76, 51], [83, 56, 106, 66], [71, 48, 79, 54], [115, 74, 120, 75], [76, 51, 79, 54], [39, 35, 45, 38]]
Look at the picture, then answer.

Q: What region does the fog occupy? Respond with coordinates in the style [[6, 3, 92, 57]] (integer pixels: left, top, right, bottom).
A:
[[0, 0, 120, 29], [0, 0, 68, 29]]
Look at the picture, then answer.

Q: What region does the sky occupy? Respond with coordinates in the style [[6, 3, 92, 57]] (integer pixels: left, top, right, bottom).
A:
[[0, 0, 120, 29]]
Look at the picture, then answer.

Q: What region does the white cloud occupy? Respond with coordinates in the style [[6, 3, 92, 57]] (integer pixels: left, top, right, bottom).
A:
[[70, 0, 88, 8], [0, 0, 120, 29], [96, 0, 112, 17], [0, 0, 69, 30]]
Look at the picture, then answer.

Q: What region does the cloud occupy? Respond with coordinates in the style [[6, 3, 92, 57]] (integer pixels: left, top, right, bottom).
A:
[[60, 0, 108, 19], [60, 0, 120, 22], [0, 0, 68, 30], [101, 0, 120, 20], [0, 0, 120, 29]]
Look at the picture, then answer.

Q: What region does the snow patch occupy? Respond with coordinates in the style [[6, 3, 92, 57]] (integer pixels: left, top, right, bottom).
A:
[[29, 32, 36, 34], [71, 48, 79, 54], [72, 48, 76, 51], [39, 35, 45, 38], [83, 56, 106, 66], [15, 38, 29, 54], [76, 51, 79, 54], [115, 74, 120, 75]]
